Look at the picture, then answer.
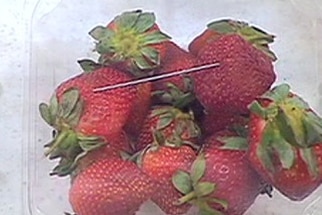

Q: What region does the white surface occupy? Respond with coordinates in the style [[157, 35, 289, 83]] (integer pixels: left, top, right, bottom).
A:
[[0, 0, 322, 215]]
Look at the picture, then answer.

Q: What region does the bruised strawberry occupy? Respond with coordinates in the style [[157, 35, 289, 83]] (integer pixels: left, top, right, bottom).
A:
[[69, 148, 157, 215], [89, 10, 171, 76], [172, 131, 266, 215], [248, 84, 322, 201], [140, 137, 197, 215], [39, 65, 137, 176], [191, 20, 276, 116]]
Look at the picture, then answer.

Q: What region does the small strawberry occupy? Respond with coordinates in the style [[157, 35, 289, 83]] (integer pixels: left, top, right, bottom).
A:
[[39, 64, 137, 176], [172, 131, 267, 215], [89, 10, 171, 76], [248, 83, 322, 201], [139, 133, 197, 215], [69, 147, 157, 215], [191, 19, 276, 116]]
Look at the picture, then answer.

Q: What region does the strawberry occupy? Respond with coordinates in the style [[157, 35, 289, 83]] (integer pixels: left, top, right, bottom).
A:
[[140, 137, 197, 215], [248, 84, 322, 201], [189, 19, 277, 60], [69, 146, 157, 215], [172, 131, 267, 215], [191, 19, 276, 116], [89, 10, 171, 76], [39, 64, 137, 176], [152, 42, 199, 92]]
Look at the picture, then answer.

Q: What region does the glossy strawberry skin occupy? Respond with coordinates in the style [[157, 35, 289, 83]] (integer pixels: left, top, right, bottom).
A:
[[192, 34, 276, 115], [202, 133, 265, 215], [141, 146, 197, 215], [153, 42, 199, 92], [248, 113, 322, 201], [188, 29, 220, 56], [56, 67, 136, 149], [69, 154, 157, 215]]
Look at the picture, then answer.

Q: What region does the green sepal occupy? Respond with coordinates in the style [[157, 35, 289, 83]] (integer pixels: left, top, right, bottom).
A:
[[134, 54, 155, 70], [141, 46, 159, 65], [190, 154, 206, 185], [257, 123, 275, 173], [172, 170, 193, 195], [218, 136, 248, 151], [270, 134, 295, 169], [132, 12, 156, 33], [206, 197, 229, 211], [141, 31, 171, 45], [77, 59, 102, 73], [39, 103, 53, 126], [195, 182, 215, 197], [198, 201, 225, 215], [89, 26, 114, 41], [59, 88, 80, 119], [300, 147, 319, 178], [78, 135, 106, 152], [261, 84, 290, 103], [303, 112, 322, 146], [114, 10, 143, 30]]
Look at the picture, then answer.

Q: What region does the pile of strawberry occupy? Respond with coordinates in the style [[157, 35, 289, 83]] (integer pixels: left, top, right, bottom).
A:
[[39, 10, 322, 215]]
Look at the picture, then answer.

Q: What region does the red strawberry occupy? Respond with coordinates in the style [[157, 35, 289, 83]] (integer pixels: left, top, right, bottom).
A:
[[69, 147, 157, 215], [39, 65, 137, 176], [89, 10, 171, 76], [172, 131, 266, 215], [140, 141, 197, 215], [248, 84, 322, 201], [152, 42, 199, 92], [191, 19, 276, 116], [189, 19, 277, 60]]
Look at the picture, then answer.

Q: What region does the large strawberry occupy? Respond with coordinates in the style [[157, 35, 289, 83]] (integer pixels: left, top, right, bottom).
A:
[[172, 131, 267, 215], [89, 10, 171, 76], [39, 64, 137, 176], [248, 83, 322, 201], [69, 146, 157, 215], [191, 19, 276, 115], [139, 133, 197, 215]]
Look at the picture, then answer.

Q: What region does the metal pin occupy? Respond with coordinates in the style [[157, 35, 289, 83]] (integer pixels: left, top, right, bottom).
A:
[[93, 62, 220, 92]]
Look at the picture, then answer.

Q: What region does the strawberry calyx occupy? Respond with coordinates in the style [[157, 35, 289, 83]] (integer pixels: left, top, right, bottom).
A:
[[249, 84, 322, 176], [153, 76, 196, 110], [39, 88, 105, 176], [172, 155, 228, 215], [89, 10, 171, 75], [151, 106, 201, 147], [207, 19, 277, 61]]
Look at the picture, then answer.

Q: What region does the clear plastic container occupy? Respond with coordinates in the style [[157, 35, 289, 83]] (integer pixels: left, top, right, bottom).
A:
[[27, 0, 322, 214]]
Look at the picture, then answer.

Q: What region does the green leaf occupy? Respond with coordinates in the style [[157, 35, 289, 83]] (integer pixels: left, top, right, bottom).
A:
[[156, 116, 173, 130], [141, 31, 171, 45], [300, 148, 319, 177], [49, 94, 59, 119], [134, 12, 156, 33], [39, 103, 53, 125], [114, 11, 141, 29], [257, 123, 275, 172], [218, 136, 248, 150], [262, 84, 290, 103], [199, 201, 225, 215], [190, 155, 206, 185], [77, 59, 101, 73], [271, 135, 295, 169], [207, 19, 235, 34], [134, 55, 153, 70], [89, 26, 107, 41], [195, 182, 215, 197], [140, 47, 159, 65], [60, 88, 80, 119], [172, 170, 193, 194]]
